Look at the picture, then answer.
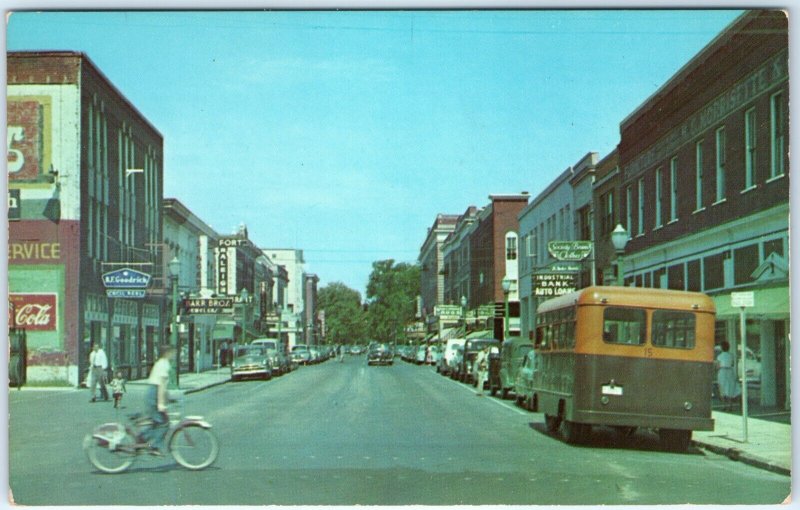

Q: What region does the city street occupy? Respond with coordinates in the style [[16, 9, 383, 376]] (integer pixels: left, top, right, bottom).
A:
[[9, 356, 789, 506]]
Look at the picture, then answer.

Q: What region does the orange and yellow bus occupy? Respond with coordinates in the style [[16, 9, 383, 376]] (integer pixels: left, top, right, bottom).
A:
[[530, 286, 716, 450]]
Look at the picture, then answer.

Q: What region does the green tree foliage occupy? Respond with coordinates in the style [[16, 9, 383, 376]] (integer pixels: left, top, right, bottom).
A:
[[317, 282, 367, 345], [365, 259, 421, 344]]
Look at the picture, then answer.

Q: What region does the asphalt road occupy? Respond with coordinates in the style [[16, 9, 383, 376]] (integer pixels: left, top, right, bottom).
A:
[[8, 356, 791, 505]]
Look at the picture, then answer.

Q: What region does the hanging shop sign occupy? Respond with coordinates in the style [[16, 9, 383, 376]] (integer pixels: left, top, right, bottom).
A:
[[547, 241, 593, 261], [185, 298, 235, 315], [102, 268, 152, 289], [533, 272, 578, 297], [435, 304, 463, 320], [106, 289, 147, 299]]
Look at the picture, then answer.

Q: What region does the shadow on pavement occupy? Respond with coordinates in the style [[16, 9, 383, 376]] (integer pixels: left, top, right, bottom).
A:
[[527, 422, 705, 455]]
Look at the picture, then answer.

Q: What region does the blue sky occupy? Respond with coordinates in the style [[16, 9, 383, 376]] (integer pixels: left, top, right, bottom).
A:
[[7, 9, 744, 294]]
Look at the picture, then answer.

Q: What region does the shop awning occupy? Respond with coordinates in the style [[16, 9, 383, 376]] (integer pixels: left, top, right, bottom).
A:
[[712, 286, 790, 320]]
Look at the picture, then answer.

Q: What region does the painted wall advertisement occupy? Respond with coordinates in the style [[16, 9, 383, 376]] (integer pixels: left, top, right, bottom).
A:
[[7, 97, 51, 181], [9, 293, 58, 331]]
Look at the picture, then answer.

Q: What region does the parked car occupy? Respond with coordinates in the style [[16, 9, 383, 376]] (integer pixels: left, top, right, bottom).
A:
[[350, 345, 364, 355], [415, 345, 427, 364], [490, 338, 534, 398], [291, 347, 312, 365], [367, 343, 394, 366], [514, 350, 537, 410], [438, 338, 466, 375], [230, 344, 272, 381], [427, 345, 442, 365], [458, 338, 501, 383], [449, 345, 465, 380], [308, 347, 322, 364]]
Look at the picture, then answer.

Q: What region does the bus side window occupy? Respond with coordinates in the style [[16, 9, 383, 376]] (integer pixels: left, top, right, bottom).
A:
[[535, 327, 544, 348]]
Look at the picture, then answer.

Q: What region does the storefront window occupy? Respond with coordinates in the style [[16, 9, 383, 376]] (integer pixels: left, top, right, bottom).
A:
[[704, 253, 725, 290], [734, 244, 758, 285]]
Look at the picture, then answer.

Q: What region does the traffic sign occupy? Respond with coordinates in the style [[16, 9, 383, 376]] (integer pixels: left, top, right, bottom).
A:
[[731, 291, 755, 308]]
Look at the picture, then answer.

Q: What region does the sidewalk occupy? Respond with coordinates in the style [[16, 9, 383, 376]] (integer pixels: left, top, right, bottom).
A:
[[127, 367, 230, 394], [693, 410, 791, 476]]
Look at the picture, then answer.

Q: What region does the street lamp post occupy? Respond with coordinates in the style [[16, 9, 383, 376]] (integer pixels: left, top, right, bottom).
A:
[[501, 276, 512, 341], [239, 288, 250, 344], [168, 256, 180, 389], [611, 224, 629, 286], [460, 295, 467, 334], [276, 305, 282, 347]]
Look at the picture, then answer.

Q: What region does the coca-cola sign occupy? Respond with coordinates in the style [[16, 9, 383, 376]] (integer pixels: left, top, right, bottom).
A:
[[9, 293, 57, 331]]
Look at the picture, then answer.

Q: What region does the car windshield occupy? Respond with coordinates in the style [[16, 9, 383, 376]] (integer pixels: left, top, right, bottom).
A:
[[292, 345, 308, 352], [236, 346, 264, 356], [370, 344, 388, 352], [468, 340, 496, 351], [253, 341, 277, 350]]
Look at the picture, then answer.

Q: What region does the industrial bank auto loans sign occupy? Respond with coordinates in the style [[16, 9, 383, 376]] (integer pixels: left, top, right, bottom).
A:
[[102, 268, 152, 298]]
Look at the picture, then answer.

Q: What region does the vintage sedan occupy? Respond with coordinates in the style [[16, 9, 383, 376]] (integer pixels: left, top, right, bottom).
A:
[[490, 338, 534, 399], [367, 343, 393, 366], [458, 338, 501, 384], [230, 345, 272, 381], [514, 350, 537, 411]]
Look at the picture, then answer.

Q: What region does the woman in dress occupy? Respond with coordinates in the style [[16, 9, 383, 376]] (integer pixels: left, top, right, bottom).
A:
[[715, 341, 741, 410]]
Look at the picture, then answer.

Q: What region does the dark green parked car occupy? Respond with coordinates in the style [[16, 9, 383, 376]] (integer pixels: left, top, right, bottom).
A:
[[489, 337, 534, 399]]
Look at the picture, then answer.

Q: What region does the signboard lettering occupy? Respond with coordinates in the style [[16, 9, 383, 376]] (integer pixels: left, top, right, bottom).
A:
[[9, 242, 61, 261], [185, 298, 234, 315], [7, 99, 51, 181], [533, 273, 578, 297], [547, 241, 593, 261], [731, 291, 755, 308], [217, 249, 229, 295], [102, 268, 152, 288], [9, 293, 57, 330], [434, 304, 463, 320], [8, 189, 20, 220], [106, 289, 147, 299]]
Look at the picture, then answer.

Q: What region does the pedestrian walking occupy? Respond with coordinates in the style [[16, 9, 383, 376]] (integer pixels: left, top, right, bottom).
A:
[[475, 345, 490, 396], [715, 341, 741, 410], [109, 370, 127, 408], [89, 343, 109, 402]]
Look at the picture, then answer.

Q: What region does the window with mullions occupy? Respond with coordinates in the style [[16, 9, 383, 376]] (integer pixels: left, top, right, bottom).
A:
[[744, 107, 757, 189], [652, 310, 696, 349], [771, 91, 786, 179], [602, 307, 646, 345]]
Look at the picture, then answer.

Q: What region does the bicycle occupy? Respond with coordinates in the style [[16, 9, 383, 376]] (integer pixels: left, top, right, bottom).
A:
[[83, 396, 219, 473]]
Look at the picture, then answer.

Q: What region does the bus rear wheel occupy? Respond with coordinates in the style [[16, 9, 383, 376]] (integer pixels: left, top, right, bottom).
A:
[[659, 429, 691, 452], [561, 420, 590, 444], [544, 414, 560, 433]]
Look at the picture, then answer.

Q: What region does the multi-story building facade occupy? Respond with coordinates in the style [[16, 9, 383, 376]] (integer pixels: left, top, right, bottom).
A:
[[569, 152, 599, 287], [8, 51, 164, 384], [303, 273, 320, 345], [442, 207, 479, 307], [261, 248, 306, 350], [518, 168, 574, 340], [592, 149, 621, 286], [163, 198, 220, 372], [418, 214, 458, 320], [616, 10, 789, 408], [469, 194, 529, 340]]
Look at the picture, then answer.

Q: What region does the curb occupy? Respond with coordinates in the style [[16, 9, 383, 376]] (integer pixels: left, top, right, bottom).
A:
[[183, 378, 230, 395], [692, 440, 791, 477]]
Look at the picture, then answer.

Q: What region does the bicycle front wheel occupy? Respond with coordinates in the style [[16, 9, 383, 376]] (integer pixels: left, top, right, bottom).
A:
[[169, 424, 219, 470], [84, 429, 136, 474]]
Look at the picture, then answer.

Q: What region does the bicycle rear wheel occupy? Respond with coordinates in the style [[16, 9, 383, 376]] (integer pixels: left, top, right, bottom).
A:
[[84, 428, 137, 473], [169, 424, 219, 470]]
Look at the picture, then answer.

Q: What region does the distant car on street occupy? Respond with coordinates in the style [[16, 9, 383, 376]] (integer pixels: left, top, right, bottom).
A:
[[230, 344, 272, 381], [437, 338, 465, 375], [415, 345, 427, 364], [367, 343, 393, 366], [291, 346, 312, 365]]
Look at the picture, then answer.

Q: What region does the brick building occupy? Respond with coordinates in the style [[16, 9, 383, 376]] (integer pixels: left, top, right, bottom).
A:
[[8, 51, 164, 384], [617, 10, 789, 408]]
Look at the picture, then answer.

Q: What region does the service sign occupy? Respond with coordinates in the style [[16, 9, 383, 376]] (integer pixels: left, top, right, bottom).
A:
[[9, 293, 57, 330], [547, 241, 593, 261], [102, 268, 152, 289], [533, 273, 578, 297]]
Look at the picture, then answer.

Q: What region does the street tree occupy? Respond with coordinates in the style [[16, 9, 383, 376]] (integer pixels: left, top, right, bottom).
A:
[[365, 259, 420, 344], [318, 282, 368, 345]]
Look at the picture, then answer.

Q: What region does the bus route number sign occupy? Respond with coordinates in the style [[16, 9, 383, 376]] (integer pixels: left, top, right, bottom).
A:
[[533, 273, 577, 297]]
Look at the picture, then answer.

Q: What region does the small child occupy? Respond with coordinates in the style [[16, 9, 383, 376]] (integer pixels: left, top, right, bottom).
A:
[[109, 371, 127, 408]]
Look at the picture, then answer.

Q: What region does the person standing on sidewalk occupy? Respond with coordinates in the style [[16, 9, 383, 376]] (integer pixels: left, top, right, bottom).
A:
[[89, 343, 109, 403], [474, 345, 490, 396], [715, 341, 741, 410]]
